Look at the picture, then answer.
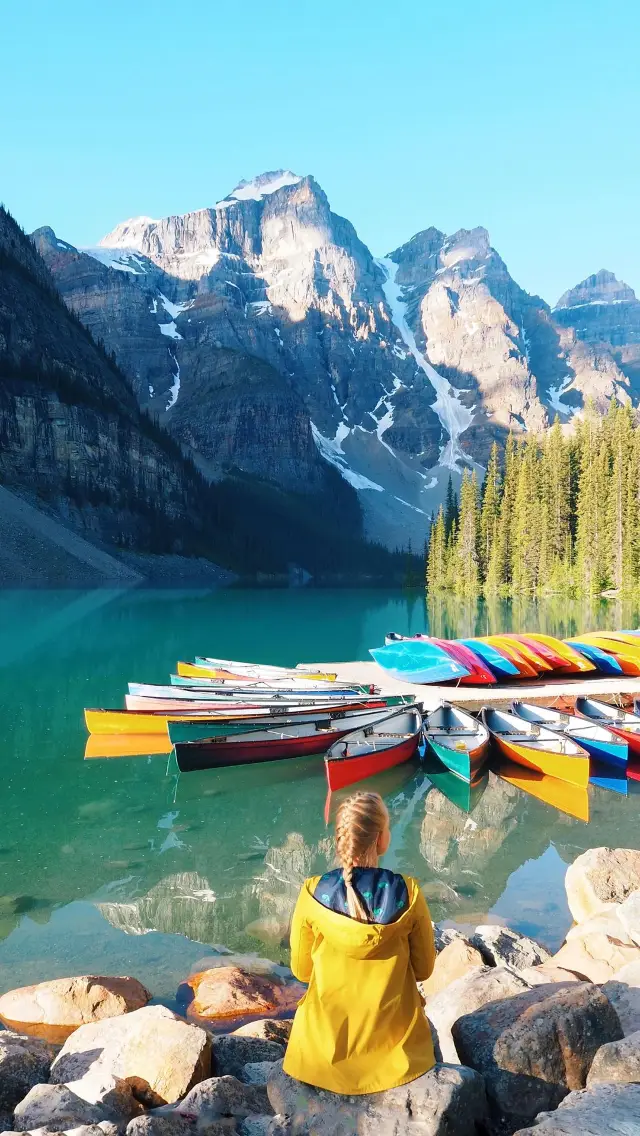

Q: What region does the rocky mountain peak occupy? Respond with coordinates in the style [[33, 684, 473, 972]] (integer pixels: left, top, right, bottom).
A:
[[440, 226, 491, 269], [555, 269, 637, 310], [99, 216, 159, 251], [217, 170, 303, 206]]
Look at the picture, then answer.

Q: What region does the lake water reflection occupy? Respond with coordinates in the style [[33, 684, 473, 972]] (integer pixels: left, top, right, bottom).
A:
[[1, 586, 640, 1003]]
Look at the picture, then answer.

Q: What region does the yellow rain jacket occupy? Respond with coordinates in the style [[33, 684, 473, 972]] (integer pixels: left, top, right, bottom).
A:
[[283, 874, 436, 1094]]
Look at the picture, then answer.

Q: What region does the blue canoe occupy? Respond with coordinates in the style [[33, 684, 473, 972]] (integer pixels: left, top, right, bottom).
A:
[[567, 641, 624, 675], [458, 639, 520, 681], [370, 641, 470, 684], [511, 700, 628, 792]]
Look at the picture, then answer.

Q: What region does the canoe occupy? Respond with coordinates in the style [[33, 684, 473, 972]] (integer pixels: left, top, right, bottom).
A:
[[385, 636, 496, 685], [511, 700, 628, 774], [324, 707, 423, 792], [169, 700, 417, 745], [195, 658, 338, 682], [128, 682, 364, 701], [422, 702, 490, 783], [174, 708, 402, 773], [517, 634, 596, 674], [177, 661, 343, 685], [481, 707, 590, 788], [430, 640, 497, 685], [565, 635, 640, 676], [370, 641, 469, 684], [564, 642, 623, 675], [576, 697, 640, 781], [503, 635, 567, 670], [423, 757, 488, 813], [497, 761, 589, 822], [479, 637, 547, 676], [457, 639, 520, 681], [87, 699, 394, 736]]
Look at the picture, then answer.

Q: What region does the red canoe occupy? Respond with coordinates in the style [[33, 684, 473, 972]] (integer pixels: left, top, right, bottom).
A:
[[324, 707, 423, 793], [431, 639, 497, 685]]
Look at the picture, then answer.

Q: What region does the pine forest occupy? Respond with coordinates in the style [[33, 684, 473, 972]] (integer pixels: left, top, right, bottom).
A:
[[426, 402, 640, 598]]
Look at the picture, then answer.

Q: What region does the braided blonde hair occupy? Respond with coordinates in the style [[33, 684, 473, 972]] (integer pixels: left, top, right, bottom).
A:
[[335, 792, 389, 921]]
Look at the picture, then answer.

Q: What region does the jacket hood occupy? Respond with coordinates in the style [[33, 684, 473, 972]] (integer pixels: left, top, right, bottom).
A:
[[301, 874, 420, 959]]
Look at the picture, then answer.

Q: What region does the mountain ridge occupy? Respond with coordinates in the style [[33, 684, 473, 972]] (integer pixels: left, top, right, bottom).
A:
[[32, 171, 640, 549]]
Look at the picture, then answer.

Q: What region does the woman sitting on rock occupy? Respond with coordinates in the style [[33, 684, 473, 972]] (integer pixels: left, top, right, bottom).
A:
[[284, 790, 436, 1094]]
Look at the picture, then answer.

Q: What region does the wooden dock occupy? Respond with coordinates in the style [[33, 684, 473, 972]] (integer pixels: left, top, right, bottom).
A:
[[310, 660, 640, 713]]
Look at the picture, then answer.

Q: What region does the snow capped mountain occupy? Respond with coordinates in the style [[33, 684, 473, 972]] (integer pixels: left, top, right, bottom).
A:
[[32, 173, 640, 549]]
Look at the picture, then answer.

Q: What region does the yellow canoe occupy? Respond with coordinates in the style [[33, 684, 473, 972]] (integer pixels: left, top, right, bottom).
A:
[[498, 760, 589, 822], [566, 633, 640, 675], [84, 708, 246, 736], [85, 734, 173, 758], [522, 633, 596, 673]]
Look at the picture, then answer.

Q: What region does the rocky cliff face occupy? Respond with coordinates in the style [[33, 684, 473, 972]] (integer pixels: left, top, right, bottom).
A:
[[33, 172, 640, 548], [0, 207, 215, 554]]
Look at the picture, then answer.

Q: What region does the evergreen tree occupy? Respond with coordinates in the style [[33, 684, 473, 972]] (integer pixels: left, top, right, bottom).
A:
[[454, 470, 480, 597], [444, 475, 459, 538], [426, 507, 447, 593], [479, 443, 501, 580]]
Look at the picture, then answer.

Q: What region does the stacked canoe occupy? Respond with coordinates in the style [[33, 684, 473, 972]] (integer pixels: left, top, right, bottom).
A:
[[374, 630, 640, 685]]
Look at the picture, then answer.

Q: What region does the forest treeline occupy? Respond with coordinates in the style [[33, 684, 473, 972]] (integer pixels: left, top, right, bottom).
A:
[[426, 402, 640, 597]]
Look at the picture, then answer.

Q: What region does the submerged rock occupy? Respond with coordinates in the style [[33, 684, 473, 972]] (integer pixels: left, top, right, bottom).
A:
[[452, 982, 623, 1125], [0, 977, 150, 1044], [0, 1031, 57, 1111], [50, 1005, 211, 1106], [565, 847, 640, 923], [266, 1060, 487, 1135], [185, 966, 302, 1026]]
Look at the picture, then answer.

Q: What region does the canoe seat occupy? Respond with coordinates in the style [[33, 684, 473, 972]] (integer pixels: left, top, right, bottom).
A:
[[428, 729, 478, 738]]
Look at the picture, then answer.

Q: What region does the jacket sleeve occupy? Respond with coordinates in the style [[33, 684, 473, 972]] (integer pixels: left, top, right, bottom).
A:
[[289, 885, 315, 983], [408, 886, 436, 981]]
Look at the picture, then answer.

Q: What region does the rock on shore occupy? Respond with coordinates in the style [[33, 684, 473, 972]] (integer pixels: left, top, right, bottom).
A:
[[0, 846, 640, 1134]]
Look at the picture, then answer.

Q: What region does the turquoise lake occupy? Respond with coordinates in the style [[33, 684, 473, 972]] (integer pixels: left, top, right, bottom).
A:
[[1, 586, 640, 1006]]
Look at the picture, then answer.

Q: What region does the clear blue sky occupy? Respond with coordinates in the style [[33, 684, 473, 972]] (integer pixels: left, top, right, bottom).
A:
[[2, 0, 639, 304]]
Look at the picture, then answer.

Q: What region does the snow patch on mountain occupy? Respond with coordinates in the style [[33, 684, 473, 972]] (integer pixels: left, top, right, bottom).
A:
[[166, 350, 181, 410], [99, 216, 158, 250], [159, 322, 182, 340], [547, 375, 575, 417], [311, 424, 384, 491], [376, 257, 473, 471], [158, 293, 194, 320], [81, 246, 148, 274], [217, 170, 302, 208]]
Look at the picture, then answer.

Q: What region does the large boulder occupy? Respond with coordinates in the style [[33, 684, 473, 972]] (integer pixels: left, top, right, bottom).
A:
[[232, 1020, 292, 1046], [452, 982, 623, 1126], [0, 1031, 57, 1110], [267, 1060, 487, 1136], [552, 908, 640, 982], [419, 938, 485, 998], [211, 1037, 285, 1080], [125, 1117, 195, 1136], [50, 1005, 211, 1106], [517, 966, 582, 986], [512, 1081, 640, 1134], [424, 965, 530, 1063], [601, 959, 640, 1035], [618, 889, 640, 947], [471, 925, 550, 970], [184, 967, 303, 1027], [13, 1073, 143, 1133], [0, 977, 150, 1044], [587, 1028, 640, 1085], [173, 1075, 271, 1121], [564, 848, 640, 923]]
